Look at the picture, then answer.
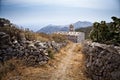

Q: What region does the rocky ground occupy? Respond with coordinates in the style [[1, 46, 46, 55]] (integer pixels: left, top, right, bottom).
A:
[[2, 43, 89, 80]]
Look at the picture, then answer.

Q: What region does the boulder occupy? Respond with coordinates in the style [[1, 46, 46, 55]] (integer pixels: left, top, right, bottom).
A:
[[0, 32, 11, 48]]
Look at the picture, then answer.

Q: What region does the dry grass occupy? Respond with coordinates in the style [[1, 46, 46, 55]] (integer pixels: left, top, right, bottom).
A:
[[50, 43, 89, 80], [50, 33, 68, 43], [2, 44, 70, 80], [67, 50, 89, 80], [1, 58, 25, 80], [73, 43, 82, 53], [0, 26, 69, 43], [3, 43, 90, 80]]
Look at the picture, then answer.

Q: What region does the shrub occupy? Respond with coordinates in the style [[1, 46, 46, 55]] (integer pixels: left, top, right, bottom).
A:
[[90, 16, 120, 45], [0, 18, 51, 42], [51, 34, 68, 43], [0, 62, 15, 80], [47, 48, 54, 59]]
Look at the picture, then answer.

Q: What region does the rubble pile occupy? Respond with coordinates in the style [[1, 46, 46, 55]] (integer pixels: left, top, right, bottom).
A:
[[82, 41, 120, 80], [0, 32, 66, 66]]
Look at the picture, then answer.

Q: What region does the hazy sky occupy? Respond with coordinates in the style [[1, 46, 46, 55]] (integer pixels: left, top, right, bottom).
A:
[[0, 0, 120, 30]]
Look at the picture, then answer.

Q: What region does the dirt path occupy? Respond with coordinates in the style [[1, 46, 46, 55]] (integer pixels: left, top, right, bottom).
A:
[[50, 43, 88, 80], [50, 44, 76, 80], [5, 43, 89, 80]]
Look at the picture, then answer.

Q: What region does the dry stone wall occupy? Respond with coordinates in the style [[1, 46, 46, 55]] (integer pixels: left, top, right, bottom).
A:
[[82, 41, 120, 80], [0, 32, 66, 66]]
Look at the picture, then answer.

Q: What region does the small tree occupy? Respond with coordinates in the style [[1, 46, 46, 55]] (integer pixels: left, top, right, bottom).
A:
[[90, 16, 120, 45]]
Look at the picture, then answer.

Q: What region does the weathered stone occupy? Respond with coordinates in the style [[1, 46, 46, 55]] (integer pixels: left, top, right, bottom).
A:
[[39, 61, 47, 65], [0, 32, 66, 66], [82, 41, 120, 80], [0, 32, 11, 47], [44, 52, 48, 56]]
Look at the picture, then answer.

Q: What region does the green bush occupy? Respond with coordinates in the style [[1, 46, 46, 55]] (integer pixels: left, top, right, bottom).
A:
[[47, 48, 54, 59], [90, 16, 120, 45]]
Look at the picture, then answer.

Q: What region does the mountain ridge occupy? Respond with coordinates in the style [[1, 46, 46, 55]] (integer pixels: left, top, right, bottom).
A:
[[37, 21, 92, 34]]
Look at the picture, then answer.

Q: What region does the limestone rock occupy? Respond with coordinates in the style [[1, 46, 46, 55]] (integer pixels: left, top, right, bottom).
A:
[[0, 32, 67, 66], [82, 41, 120, 80]]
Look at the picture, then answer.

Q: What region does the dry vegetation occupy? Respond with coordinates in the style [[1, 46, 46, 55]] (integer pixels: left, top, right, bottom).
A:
[[2, 43, 89, 80], [50, 33, 68, 43], [73, 43, 82, 53], [0, 26, 48, 42], [2, 43, 71, 80], [0, 58, 24, 80], [0, 18, 68, 43], [0, 18, 69, 80], [0, 18, 90, 80]]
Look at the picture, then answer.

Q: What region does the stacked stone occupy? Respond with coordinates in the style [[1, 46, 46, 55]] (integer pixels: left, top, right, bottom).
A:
[[0, 32, 66, 66], [82, 41, 120, 80]]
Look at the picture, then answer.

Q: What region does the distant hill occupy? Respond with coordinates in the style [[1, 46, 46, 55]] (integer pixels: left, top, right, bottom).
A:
[[37, 21, 92, 34], [73, 21, 92, 29], [37, 25, 61, 34]]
